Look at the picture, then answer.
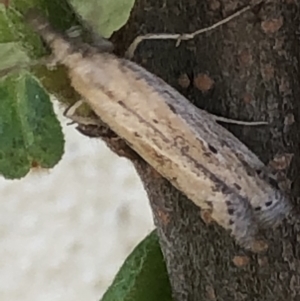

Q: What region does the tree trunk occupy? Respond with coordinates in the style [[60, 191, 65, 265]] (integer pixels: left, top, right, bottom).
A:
[[109, 0, 300, 300]]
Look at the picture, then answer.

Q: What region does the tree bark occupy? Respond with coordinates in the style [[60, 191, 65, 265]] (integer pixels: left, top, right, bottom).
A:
[[108, 0, 300, 300]]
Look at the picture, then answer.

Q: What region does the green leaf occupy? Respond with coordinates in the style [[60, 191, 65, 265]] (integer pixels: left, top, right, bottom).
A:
[[0, 42, 30, 70], [0, 72, 64, 179], [0, 5, 39, 71], [0, 0, 80, 179], [68, 0, 135, 38], [101, 230, 173, 301]]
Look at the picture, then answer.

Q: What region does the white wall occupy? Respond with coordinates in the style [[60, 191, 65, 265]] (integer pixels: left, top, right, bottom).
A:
[[0, 103, 154, 301]]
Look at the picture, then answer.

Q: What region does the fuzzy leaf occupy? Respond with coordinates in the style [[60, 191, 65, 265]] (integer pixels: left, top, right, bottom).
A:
[[68, 0, 135, 38], [0, 72, 64, 179], [101, 230, 173, 301]]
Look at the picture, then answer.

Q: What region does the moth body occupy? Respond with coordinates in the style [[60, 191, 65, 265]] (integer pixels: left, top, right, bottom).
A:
[[27, 11, 292, 252]]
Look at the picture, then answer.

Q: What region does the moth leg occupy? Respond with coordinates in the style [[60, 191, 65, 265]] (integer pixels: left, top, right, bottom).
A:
[[44, 53, 61, 70], [212, 114, 268, 126], [88, 32, 114, 53], [63, 100, 102, 126], [209, 193, 268, 253], [65, 25, 82, 39], [66, 24, 114, 53], [64, 100, 139, 161]]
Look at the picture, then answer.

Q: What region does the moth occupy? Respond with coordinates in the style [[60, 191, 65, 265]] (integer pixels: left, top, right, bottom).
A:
[[26, 10, 292, 252]]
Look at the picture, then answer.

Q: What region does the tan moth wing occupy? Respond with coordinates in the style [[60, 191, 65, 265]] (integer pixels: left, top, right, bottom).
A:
[[26, 10, 291, 251]]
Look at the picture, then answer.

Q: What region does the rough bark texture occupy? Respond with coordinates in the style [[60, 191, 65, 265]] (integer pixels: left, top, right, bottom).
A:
[[86, 0, 300, 300]]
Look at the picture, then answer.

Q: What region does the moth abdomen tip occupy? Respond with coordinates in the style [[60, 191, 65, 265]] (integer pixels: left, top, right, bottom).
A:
[[255, 192, 292, 228]]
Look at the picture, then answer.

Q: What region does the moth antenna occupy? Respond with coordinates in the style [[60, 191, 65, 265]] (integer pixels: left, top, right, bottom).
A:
[[25, 8, 79, 66]]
